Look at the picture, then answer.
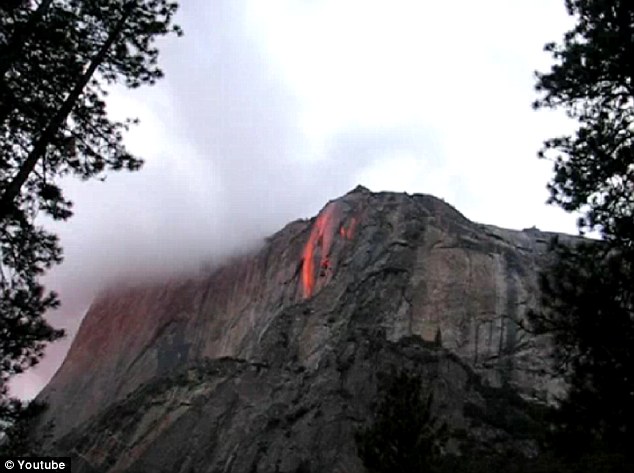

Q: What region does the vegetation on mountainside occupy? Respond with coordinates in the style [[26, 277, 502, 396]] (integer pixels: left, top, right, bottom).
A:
[[358, 368, 633, 472], [356, 370, 446, 473], [0, 0, 181, 447]]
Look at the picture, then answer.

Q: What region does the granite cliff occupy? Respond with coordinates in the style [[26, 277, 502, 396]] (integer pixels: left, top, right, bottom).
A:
[[36, 187, 576, 472]]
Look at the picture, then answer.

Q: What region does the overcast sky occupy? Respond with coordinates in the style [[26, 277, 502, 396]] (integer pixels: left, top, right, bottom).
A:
[[11, 0, 579, 398]]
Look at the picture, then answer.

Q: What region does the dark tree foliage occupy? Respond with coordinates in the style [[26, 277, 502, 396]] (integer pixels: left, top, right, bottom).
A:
[[533, 0, 634, 459], [437, 449, 633, 473], [533, 0, 634, 245], [0, 0, 181, 439], [0, 399, 48, 456], [532, 242, 634, 455], [356, 371, 446, 473]]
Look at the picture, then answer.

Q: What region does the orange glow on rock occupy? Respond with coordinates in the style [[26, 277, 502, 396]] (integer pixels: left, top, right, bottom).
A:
[[344, 217, 357, 240], [339, 217, 358, 240], [302, 205, 359, 298], [302, 204, 336, 298]]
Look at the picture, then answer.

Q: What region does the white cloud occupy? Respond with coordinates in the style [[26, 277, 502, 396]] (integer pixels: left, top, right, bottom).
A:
[[243, 0, 579, 233], [11, 0, 582, 397]]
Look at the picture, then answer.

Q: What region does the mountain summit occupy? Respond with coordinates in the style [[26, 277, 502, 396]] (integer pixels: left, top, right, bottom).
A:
[[37, 188, 573, 472]]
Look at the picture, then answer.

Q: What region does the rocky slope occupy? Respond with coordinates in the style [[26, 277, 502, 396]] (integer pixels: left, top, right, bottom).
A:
[[36, 187, 577, 471]]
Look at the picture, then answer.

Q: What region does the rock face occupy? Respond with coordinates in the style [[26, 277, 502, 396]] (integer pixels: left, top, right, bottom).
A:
[[37, 187, 575, 472]]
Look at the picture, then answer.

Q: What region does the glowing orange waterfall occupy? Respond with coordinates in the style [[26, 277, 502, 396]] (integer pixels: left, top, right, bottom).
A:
[[301, 204, 359, 299], [302, 204, 334, 298]]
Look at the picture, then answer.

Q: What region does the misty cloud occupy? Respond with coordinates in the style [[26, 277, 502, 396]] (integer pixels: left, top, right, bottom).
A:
[[11, 0, 580, 398], [10, 0, 378, 397]]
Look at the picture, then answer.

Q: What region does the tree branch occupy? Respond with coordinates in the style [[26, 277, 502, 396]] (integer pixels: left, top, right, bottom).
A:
[[0, 1, 135, 219]]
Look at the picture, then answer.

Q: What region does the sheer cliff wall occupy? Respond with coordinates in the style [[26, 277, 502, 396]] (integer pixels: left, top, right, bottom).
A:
[[38, 187, 574, 447]]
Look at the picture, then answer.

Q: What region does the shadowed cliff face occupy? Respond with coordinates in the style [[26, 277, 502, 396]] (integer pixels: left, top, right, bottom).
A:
[[37, 187, 576, 470]]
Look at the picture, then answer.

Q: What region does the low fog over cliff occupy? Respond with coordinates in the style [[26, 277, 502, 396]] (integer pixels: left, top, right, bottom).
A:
[[11, 0, 579, 398]]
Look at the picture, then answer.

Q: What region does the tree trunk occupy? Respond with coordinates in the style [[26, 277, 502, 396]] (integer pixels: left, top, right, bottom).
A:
[[0, 2, 134, 219]]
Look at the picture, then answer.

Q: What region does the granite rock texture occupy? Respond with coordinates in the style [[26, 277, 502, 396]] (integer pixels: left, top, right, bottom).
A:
[[37, 187, 577, 471]]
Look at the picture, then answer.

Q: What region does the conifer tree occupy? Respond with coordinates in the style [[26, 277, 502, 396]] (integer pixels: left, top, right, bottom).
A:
[[0, 0, 181, 437], [532, 0, 633, 456], [356, 371, 445, 473]]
